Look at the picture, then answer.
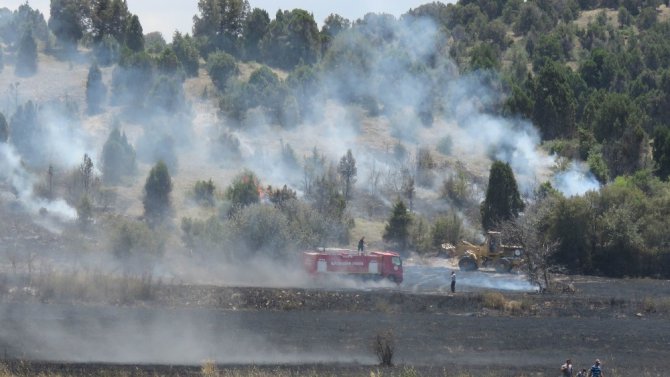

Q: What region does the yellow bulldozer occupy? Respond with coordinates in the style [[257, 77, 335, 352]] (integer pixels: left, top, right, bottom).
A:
[[438, 231, 524, 273]]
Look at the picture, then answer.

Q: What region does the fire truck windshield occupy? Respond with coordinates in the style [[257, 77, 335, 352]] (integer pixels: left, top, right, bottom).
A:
[[392, 256, 402, 266]]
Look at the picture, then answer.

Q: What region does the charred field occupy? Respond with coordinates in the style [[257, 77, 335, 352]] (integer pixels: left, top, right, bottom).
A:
[[1, 274, 670, 377]]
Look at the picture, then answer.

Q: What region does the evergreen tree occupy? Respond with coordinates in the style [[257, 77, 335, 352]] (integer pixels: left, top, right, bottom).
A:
[[481, 161, 525, 231], [225, 170, 260, 210], [171, 32, 200, 77], [207, 51, 238, 91], [243, 8, 270, 61], [101, 126, 136, 184], [143, 161, 173, 224], [86, 62, 107, 114], [9, 101, 42, 165], [48, 0, 87, 49], [383, 199, 412, 252], [0, 113, 7, 143], [125, 14, 144, 52], [15, 30, 38, 76], [653, 127, 670, 181], [338, 149, 357, 201]]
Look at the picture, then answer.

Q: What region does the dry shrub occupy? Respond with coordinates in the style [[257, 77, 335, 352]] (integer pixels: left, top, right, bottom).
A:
[[201, 360, 219, 377], [373, 330, 395, 367], [33, 271, 157, 304], [504, 300, 523, 314], [481, 292, 506, 310], [642, 297, 670, 314]]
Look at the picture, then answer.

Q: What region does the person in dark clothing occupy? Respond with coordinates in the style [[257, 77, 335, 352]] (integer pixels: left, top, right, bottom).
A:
[[358, 237, 365, 255], [588, 359, 604, 377], [450, 271, 456, 293]]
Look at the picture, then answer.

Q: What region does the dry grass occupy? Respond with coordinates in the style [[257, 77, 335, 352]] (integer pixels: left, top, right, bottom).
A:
[[26, 270, 158, 304]]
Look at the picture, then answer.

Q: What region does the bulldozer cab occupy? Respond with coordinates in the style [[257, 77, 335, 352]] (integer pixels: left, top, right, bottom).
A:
[[487, 231, 501, 254]]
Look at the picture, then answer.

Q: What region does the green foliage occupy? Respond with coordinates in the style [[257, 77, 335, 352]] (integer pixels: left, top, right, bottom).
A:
[[532, 61, 577, 140], [144, 31, 166, 54], [124, 14, 144, 52], [86, 63, 107, 114], [111, 50, 154, 107], [193, 179, 216, 206], [587, 144, 610, 184], [156, 48, 182, 76], [431, 213, 464, 248], [15, 30, 37, 76], [147, 75, 187, 113], [0, 112, 7, 143], [338, 149, 357, 201], [171, 32, 200, 77], [441, 171, 473, 208], [481, 161, 524, 231], [416, 148, 436, 188], [0, 3, 49, 45], [193, 0, 250, 56], [76, 195, 93, 229], [143, 161, 173, 224], [469, 42, 500, 71], [48, 0, 87, 48], [9, 101, 42, 165], [207, 51, 238, 91], [383, 199, 412, 252], [260, 9, 321, 69], [102, 126, 136, 184], [109, 217, 165, 268], [94, 34, 121, 66], [243, 8, 270, 61], [226, 170, 260, 210], [91, 0, 130, 44], [653, 127, 670, 181], [227, 203, 293, 257]]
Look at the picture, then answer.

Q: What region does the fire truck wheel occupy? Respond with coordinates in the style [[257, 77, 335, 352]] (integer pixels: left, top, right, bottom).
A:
[[387, 275, 397, 284]]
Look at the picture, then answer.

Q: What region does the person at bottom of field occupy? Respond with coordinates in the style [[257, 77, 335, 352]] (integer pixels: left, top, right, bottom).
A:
[[588, 359, 604, 377], [450, 271, 456, 293], [561, 359, 573, 377]]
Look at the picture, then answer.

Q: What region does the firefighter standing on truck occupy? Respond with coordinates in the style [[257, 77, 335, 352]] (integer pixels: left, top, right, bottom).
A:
[[358, 237, 365, 255]]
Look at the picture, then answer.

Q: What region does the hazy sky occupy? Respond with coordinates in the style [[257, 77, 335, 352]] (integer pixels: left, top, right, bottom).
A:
[[4, 1, 448, 41]]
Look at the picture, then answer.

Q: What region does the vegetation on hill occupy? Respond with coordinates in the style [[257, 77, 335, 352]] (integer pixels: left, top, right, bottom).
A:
[[1, 0, 670, 279]]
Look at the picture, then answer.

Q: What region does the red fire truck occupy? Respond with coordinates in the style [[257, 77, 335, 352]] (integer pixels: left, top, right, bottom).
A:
[[303, 248, 403, 283]]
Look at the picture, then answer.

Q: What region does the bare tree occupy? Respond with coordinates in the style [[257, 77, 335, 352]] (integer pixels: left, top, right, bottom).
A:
[[500, 199, 559, 291]]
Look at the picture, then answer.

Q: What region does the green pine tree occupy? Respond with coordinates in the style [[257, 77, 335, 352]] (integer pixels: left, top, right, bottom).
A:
[[481, 161, 525, 230]]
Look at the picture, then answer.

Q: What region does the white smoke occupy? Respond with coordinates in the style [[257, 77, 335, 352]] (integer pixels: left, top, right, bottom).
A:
[[0, 143, 77, 221], [552, 161, 601, 197]]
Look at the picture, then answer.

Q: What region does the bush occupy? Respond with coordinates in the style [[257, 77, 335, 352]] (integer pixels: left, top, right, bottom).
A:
[[142, 161, 173, 224], [436, 136, 453, 155], [373, 330, 395, 366], [109, 218, 165, 271], [226, 170, 260, 212], [193, 179, 215, 206], [207, 51, 238, 91]]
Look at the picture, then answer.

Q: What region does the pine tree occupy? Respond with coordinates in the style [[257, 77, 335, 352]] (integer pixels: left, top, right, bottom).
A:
[[383, 199, 412, 251], [101, 127, 136, 183], [143, 161, 173, 224], [86, 63, 107, 114], [338, 149, 357, 201], [125, 14, 144, 52], [0, 113, 8, 143], [481, 161, 524, 230], [16, 30, 38, 76]]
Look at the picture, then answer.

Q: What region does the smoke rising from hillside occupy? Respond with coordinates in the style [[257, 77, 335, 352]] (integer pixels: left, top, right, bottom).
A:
[[0, 143, 76, 221], [223, 14, 599, 201]]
